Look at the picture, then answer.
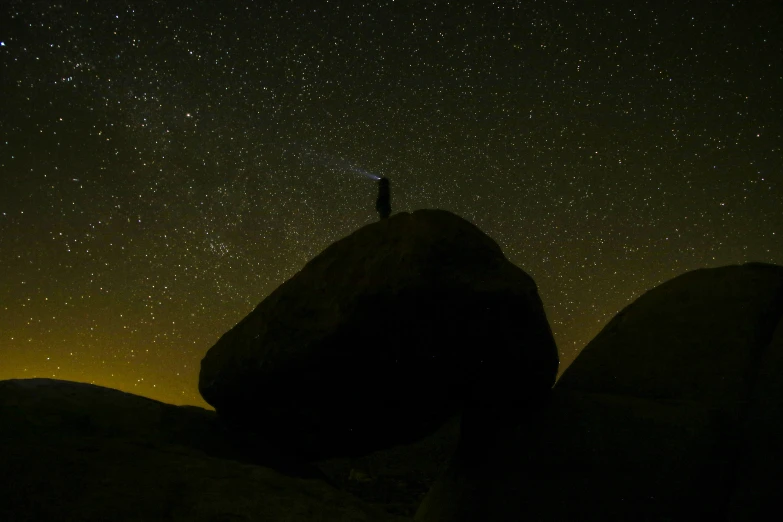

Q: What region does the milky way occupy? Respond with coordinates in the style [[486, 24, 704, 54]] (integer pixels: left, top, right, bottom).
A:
[[1, 1, 781, 406]]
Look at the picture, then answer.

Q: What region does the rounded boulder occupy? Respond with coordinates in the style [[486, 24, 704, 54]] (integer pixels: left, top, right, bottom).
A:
[[199, 209, 558, 459]]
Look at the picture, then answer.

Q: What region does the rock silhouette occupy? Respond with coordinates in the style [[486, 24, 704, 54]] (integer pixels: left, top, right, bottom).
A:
[[8, 215, 779, 521], [315, 414, 462, 517], [199, 209, 559, 460], [0, 378, 406, 522], [415, 262, 783, 522]]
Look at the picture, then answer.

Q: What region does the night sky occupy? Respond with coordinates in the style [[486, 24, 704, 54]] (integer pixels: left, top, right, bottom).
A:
[[1, 1, 781, 407]]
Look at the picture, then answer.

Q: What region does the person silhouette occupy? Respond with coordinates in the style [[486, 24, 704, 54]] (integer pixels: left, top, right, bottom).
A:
[[376, 177, 391, 220]]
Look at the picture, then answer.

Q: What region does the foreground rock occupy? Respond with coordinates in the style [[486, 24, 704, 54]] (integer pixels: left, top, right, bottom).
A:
[[557, 262, 783, 402], [728, 312, 783, 519], [0, 379, 409, 522], [200, 209, 559, 459], [416, 263, 783, 521], [316, 414, 462, 518]]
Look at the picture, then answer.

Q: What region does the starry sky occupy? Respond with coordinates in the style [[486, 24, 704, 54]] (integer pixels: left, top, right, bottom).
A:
[[1, 1, 781, 407]]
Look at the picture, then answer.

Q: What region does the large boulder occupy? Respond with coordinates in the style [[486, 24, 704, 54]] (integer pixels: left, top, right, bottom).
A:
[[727, 312, 783, 519], [557, 262, 783, 402], [199, 209, 558, 459], [0, 378, 408, 522], [415, 263, 783, 521], [544, 263, 783, 521]]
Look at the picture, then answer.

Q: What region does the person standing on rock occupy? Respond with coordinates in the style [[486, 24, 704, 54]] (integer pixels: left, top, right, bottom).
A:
[[376, 177, 391, 220]]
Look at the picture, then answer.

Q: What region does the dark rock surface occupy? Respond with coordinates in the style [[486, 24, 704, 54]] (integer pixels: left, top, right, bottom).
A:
[[557, 262, 783, 402], [316, 414, 461, 518], [0, 378, 409, 522], [200, 209, 559, 459], [414, 399, 551, 522], [416, 263, 783, 521], [727, 313, 783, 519], [0, 377, 327, 481]]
